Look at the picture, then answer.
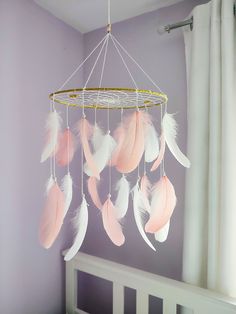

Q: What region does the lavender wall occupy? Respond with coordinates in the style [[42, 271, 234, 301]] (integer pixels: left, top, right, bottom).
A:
[[0, 1, 83, 313]]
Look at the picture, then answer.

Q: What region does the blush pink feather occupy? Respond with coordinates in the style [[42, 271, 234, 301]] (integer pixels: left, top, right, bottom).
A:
[[39, 182, 65, 249], [87, 177, 102, 210], [102, 198, 125, 246], [116, 111, 145, 173], [110, 126, 125, 166], [78, 118, 100, 180], [56, 129, 75, 166], [151, 133, 166, 172], [145, 176, 176, 233], [140, 174, 151, 213]]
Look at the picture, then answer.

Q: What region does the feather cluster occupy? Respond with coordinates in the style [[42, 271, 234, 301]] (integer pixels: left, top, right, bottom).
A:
[[40, 109, 190, 253]]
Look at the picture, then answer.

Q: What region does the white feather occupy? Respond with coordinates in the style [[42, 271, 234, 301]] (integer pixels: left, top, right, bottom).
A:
[[41, 111, 62, 163], [84, 133, 117, 176], [155, 220, 170, 242], [163, 113, 190, 168], [114, 175, 130, 219], [145, 123, 159, 162], [92, 123, 104, 152], [64, 196, 88, 261], [133, 182, 156, 251], [45, 175, 54, 195], [61, 173, 73, 218]]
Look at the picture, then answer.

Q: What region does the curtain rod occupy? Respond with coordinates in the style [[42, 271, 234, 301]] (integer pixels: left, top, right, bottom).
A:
[[158, 3, 235, 34], [158, 17, 193, 34]]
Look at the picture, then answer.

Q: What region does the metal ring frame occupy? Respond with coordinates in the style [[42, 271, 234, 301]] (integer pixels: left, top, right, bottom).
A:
[[49, 88, 168, 110]]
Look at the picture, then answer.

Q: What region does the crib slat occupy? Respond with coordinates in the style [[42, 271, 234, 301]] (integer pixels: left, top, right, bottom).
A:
[[163, 299, 176, 314], [136, 291, 149, 314], [66, 260, 77, 314], [113, 282, 124, 314]]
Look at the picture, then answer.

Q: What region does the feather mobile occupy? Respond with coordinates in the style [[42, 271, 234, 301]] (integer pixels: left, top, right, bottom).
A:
[[114, 175, 130, 219], [102, 197, 125, 246], [61, 173, 73, 218], [56, 128, 75, 166], [145, 176, 176, 233], [162, 113, 190, 168], [84, 132, 116, 176], [87, 176, 102, 210], [78, 117, 100, 180], [133, 182, 156, 251], [39, 181, 65, 249], [41, 111, 62, 163], [64, 196, 88, 261], [116, 111, 145, 173]]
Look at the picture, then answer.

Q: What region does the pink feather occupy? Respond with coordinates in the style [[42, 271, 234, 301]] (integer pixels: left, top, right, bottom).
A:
[[78, 118, 100, 180], [145, 176, 176, 233], [116, 111, 145, 173], [56, 129, 75, 166], [87, 177, 102, 210], [102, 198, 125, 246], [39, 182, 65, 249], [151, 133, 166, 172], [110, 126, 125, 166], [140, 175, 151, 213]]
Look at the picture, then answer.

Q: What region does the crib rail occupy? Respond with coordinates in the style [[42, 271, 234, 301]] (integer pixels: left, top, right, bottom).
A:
[[64, 252, 236, 314]]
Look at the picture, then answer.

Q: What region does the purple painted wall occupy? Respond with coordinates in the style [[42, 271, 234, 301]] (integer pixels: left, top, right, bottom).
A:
[[0, 1, 83, 313]]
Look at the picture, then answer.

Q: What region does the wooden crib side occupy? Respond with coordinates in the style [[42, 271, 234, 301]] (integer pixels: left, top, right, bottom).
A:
[[63, 252, 236, 314]]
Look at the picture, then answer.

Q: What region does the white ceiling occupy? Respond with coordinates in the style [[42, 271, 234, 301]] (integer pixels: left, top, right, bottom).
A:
[[34, 0, 184, 33]]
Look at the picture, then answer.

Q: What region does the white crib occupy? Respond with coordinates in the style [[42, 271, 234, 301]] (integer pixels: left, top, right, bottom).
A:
[[64, 252, 236, 314]]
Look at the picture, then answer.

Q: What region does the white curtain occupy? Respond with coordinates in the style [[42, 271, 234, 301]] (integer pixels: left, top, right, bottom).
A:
[[183, 0, 236, 298]]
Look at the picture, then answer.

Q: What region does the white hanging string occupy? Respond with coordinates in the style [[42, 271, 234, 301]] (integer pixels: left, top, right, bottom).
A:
[[81, 91, 85, 197], [58, 34, 108, 91], [95, 33, 110, 123], [108, 0, 111, 25], [49, 99, 53, 179], [160, 103, 165, 178], [111, 34, 165, 94], [83, 34, 109, 89], [110, 35, 138, 90], [52, 95, 57, 182], [66, 105, 70, 175]]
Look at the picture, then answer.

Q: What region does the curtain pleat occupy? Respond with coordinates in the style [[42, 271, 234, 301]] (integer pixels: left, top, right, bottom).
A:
[[182, 0, 236, 298]]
